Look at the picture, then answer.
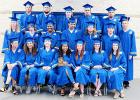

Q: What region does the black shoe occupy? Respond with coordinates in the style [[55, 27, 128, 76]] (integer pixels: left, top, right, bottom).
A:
[[123, 81, 129, 88]]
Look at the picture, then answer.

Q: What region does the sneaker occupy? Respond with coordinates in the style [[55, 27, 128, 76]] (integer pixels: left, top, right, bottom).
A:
[[120, 90, 125, 98], [80, 93, 84, 98], [98, 90, 102, 96], [94, 90, 98, 97]]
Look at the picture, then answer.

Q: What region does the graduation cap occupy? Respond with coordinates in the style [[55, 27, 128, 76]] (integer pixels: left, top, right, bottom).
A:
[[68, 17, 76, 23], [93, 38, 101, 44], [64, 6, 74, 11], [25, 35, 33, 43], [46, 20, 55, 26], [42, 35, 52, 42], [61, 39, 69, 45], [9, 34, 19, 43], [106, 6, 116, 12], [24, 1, 34, 6], [107, 21, 116, 28], [120, 16, 130, 22], [111, 38, 120, 44], [86, 21, 95, 27], [83, 4, 93, 8], [9, 17, 19, 21], [76, 39, 85, 45], [42, 2, 52, 7]]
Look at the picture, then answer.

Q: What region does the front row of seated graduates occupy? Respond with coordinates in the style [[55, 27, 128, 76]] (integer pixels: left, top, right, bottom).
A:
[[0, 1, 137, 99]]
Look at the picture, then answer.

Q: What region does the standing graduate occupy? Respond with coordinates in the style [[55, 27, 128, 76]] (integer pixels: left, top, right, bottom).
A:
[[39, 20, 60, 49], [36, 1, 56, 31], [107, 38, 126, 99], [53, 40, 78, 96], [35, 36, 57, 93], [0, 35, 24, 95], [57, 6, 75, 33], [24, 22, 40, 49], [61, 17, 82, 51], [20, 1, 36, 32], [102, 21, 120, 57], [102, 6, 122, 35], [69, 39, 90, 98], [118, 16, 137, 88], [2, 17, 23, 53], [83, 21, 100, 54], [19, 36, 38, 94], [90, 38, 108, 97], [77, 4, 101, 34]]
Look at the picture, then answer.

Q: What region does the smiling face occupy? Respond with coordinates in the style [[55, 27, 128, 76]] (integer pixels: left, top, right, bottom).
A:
[[44, 40, 51, 48], [107, 27, 114, 35], [47, 24, 54, 32], [77, 44, 83, 51], [94, 43, 100, 51], [27, 42, 34, 49], [68, 22, 76, 30], [122, 20, 129, 29], [112, 43, 119, 51], [11, 41, 19, 50], [65, 11, 73, 18], [62, 44, 68, 53], [11, 21, 18, 30]]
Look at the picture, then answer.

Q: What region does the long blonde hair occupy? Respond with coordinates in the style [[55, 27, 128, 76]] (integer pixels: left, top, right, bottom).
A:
[[9, 21, 20, 33]]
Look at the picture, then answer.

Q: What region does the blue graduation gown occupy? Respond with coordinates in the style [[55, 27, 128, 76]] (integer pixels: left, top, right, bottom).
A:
[[2, 49, 24, 83], [84, 33, 99, 54], [57, 16, 76, 32], [19, 52, 38, 86], [2, 30, 24, 53], [107, 51, 127, 92], [102, 34, 120, 57], [36, 48, 56, 85], [71, 51, 90, 85], [61, 29, 82, 51], [102, 17, 122, 35], [39, 32, 60, 49], [119, 29, 137, 81], [36, 13, 56, 31], [77, 14, 101, 34], [24, 32, 40, 48], [20, 13, 36, 31], [53, 53, 75, 86], [90, 51, 108, 84]]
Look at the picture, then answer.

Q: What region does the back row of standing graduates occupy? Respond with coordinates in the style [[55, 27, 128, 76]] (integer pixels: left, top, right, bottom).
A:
[[0, 1, 137, 99]]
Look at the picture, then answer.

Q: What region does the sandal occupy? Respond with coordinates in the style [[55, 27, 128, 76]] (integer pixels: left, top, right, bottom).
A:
[[80, 93, 84, 98], [94, 90, 98, 96], [0, 88, 6, 92], [0, 84, 9, 92], [98, 90, 102, 96], [69, 89, 76, 97]]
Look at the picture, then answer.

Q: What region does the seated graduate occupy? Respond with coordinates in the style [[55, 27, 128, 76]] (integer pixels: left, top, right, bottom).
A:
[[89, 38, 109, 97], [69, 39, 90, 98], [107, 38, 126, 99], [0, 34, 24, 95], [53, 40, 78, 96], [35, 36, 57, 93], [18, 35, 38, 94]]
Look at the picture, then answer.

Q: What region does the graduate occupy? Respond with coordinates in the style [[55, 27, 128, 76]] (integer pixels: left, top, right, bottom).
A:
[[118, 16, 137, 88], [57, 6, 75, 33], [18, 36, 38, 94], [36, 1, 56, 31], [35, 36, 57, 93], [102, 6, 122, 35], [39, 20, 60, 49], [2, 17, 23, 53], [53, 40, 78, 96], [61, 17, 82, 51], [83, 21, 100, 54], [89, 38, 108, 97], [76, 4, 101, 34], [102, 21, 120, 57], [20, 1, 36, 32], [0, 34, 24, 95], [69, 39, 90, 98], [107, 38, 126, 99], [24, 22, 40, 49]]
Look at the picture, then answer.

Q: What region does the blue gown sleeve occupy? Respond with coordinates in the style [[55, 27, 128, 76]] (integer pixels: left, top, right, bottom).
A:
[[2, 30, 9, 53], [95, 16, 101, 34], [118, 52, 127, 72], [81, 52, 90, 70], [130, 31, 137, 56]]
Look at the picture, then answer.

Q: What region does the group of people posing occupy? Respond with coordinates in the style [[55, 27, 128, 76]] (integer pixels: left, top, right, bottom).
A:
[[0, 1, 137, 99]]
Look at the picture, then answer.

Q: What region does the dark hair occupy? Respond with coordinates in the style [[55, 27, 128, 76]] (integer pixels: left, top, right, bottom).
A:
[[85, 26, 97, 35], [23, 42, 37, 56], [109, 45, 120, 60], [75, 45, 85, 60], [92, 43, 102, 54], [58, 45, 71, 57]]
